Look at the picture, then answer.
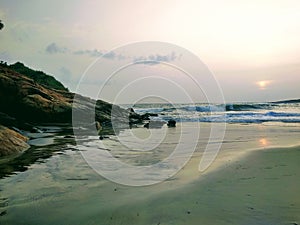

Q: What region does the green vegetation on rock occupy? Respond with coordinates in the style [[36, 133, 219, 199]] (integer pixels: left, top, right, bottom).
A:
[[0, 61, 68, 91]]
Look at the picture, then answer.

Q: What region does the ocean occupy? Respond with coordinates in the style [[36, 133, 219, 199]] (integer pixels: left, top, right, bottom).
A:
[[130, 101, 300, 124]]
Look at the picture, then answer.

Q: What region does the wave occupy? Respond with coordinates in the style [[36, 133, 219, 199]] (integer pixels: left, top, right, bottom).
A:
[[225, 103, 273, 111], [272, 99, 300, 104], [134, 101, 299, 113], [168, 111, 300, 123], [136, 103, 278, 114], [182, 105, 225, 112], [133, 102, 300, 124]]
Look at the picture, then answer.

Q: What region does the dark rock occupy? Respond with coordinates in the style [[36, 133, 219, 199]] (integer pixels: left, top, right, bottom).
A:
[[0, 112, 34, 131], [64, 135, 74, 139], [128, 112, 158, 125], [0, 210, 7, 216], [0, 112, 16, 126], [30, 127, 42, 133], [129, 112, 145, 122], [167, 119, 176, 127], [128, 108, 135, 113], [144, 121, 165, 129], [144, 112, 158, 117]]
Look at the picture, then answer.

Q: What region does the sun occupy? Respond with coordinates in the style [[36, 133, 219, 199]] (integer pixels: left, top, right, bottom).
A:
[[258, 81, 267, 88], [256, 80, 271, 90]]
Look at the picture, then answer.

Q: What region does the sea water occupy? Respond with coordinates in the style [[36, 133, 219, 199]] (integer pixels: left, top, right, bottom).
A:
[[130, 101, 300, 123]]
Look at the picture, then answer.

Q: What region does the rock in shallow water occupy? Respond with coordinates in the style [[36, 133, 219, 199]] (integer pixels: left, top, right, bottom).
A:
[[167, 119, 176, 127], [144, 120, 165, 129], [0, 125, 29, 156]]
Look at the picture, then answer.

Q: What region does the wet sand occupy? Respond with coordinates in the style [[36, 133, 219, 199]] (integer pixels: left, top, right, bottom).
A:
[[116, 145, 300, 225], [0, 123, 300, 225]]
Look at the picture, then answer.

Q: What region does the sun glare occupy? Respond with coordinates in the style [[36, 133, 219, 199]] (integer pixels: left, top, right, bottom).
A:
[[259, 81, 267, 88], [259, 138, 269, 147], [256, 80, 271, 90]]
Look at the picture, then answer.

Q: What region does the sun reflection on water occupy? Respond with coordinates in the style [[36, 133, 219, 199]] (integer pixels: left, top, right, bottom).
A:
[[259, 138, 269, 147]]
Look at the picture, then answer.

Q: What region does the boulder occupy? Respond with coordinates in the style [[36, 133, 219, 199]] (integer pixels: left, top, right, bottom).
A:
[[167, 119, 176, 127], [128, 108, 135, 113], [0, 125, 29, 157], [144, 120, 165, 129]]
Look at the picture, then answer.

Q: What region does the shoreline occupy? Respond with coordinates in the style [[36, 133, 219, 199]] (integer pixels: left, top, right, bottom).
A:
[[1, 121, 300, 180]]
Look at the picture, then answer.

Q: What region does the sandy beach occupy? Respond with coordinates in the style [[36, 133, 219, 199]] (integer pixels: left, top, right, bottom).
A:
[[2, 2, 300, 224], [0, 123, 299, 225]]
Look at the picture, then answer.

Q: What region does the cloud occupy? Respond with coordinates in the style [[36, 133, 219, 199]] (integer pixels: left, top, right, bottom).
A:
[[73, 49, 103, 57], [73, 49, 122, 59], [102, 51, 116, 59], [133, 52, 178, 65], [45, 42, 68, 54], [44, 43, 178, 64], [45, 43, 118, 58]]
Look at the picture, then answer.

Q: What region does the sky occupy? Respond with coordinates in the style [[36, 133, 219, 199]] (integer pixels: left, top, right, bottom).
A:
[[0, 0, 300, 103]]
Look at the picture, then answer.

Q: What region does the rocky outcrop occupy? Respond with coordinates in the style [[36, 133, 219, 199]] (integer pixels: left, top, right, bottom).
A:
[[0, 64, 132, 156], [0, 65, 73, 123], [1, 61, 68, 91], [0, 63, 161, 157], [0, 125, 29, 157], [128, 109, 158, 124], [0, 65, 127, 124]]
